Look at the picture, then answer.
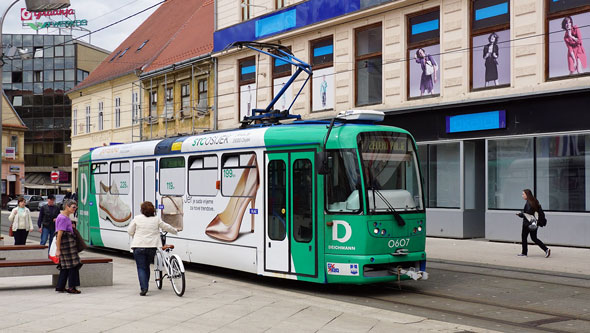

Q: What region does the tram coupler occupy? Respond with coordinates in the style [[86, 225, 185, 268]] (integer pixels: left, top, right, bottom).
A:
[[389, 266, 429, 281]]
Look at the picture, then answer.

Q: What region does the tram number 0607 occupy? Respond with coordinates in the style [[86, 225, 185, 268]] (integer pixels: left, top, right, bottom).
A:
[[388, 238, 410, 248]]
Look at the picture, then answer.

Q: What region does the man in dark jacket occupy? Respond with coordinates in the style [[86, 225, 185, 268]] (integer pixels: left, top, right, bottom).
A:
[[38, 194, 60, 248]]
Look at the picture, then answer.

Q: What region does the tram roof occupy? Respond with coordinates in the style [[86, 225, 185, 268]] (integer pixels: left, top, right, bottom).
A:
[[82, 122, 411, 161]]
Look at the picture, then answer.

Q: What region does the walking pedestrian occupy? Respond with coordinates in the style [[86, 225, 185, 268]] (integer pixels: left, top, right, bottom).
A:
[[516, 189, 550, 258], [128, 201, 178, 296], [8, 197, 34, 245], [38, 194, 60, 249], [55, 200, 82, 294]]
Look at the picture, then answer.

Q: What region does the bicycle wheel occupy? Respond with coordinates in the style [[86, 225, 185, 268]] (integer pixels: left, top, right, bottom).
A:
[[169, 256, 185, 297], [154, 252, 163, 290]]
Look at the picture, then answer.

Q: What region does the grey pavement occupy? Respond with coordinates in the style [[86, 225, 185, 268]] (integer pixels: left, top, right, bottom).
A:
[[1, 231, 588, 333]]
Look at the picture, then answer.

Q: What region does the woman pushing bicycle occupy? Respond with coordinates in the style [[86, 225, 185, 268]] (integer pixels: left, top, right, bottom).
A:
[[128, 201, 178, 296]]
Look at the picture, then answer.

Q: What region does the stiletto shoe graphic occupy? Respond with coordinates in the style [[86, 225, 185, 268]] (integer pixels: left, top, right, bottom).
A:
[[206, 155, 260, 242], [98, 180, 132, 227]]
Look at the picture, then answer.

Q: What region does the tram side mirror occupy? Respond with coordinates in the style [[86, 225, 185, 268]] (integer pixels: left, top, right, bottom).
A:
[[317, 151, 333, 175]]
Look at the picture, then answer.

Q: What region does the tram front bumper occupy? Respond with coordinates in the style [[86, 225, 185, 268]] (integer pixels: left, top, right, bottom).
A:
[[325, 252, 428, 284]]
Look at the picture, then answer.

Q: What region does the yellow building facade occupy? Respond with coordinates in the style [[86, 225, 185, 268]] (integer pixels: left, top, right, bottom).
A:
[[2, 92, 27, 197]]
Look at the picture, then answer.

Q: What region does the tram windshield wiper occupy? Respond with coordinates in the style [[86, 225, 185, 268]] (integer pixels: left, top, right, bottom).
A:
[[372, 187, 406, 227]]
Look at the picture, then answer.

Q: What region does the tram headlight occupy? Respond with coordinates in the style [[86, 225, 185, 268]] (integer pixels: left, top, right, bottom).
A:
[[381, 229, 386, 235], [413, 227, 417, 234], [373, 228, 380, 234], [418, 226, 422, 232]]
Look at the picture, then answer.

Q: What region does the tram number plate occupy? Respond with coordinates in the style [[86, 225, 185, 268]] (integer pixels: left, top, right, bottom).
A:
[[388, 238, 410, 248]]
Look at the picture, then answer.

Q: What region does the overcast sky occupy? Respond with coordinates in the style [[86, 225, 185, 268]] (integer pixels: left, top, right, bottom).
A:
[[2, 0, 163, 52]]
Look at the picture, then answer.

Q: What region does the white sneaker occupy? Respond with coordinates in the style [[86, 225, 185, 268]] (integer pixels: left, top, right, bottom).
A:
[[545, 249, 551, 258], [99, 180, 132, 227]]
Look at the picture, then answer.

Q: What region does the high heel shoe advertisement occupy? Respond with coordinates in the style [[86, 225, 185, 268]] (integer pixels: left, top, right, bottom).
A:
[[205, 154, 260, 242]]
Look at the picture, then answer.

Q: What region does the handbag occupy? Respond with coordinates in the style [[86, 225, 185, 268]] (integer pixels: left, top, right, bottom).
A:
[[8, 223, 13, 237], [73, 228, 88, 252], [523, 212, 538, 231], [425, 60, 435, 75], [49, 234, 59, 264]]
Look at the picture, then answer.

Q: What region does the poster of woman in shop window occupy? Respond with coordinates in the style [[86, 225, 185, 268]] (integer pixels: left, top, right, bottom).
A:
[[472, 29, 511, 89], [549, 12, 589, 78], [409, 44, 440, 98]]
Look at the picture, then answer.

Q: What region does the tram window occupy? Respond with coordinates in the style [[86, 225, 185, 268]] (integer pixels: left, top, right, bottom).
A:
[[110, 161, 130, 195], [188, 155, 218, 196], [91, 162, 109, 195], [293, 159, 313, 242], [221, 152, 257, 197], [160, 157, 185, 196], [325, 150, 361, 213], [268, 160, 286, 241]]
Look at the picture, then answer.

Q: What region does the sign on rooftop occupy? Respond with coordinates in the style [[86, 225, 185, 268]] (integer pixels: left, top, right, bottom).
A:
[[20, 6, 88, 32]]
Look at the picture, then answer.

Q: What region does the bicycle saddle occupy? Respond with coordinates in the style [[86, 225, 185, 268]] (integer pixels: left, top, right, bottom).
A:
[[162, 244, 175, 251]]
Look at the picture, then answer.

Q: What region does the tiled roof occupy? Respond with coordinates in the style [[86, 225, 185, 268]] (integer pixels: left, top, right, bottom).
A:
[[72, 0, 213, 91], [143, 0, 214, 73]]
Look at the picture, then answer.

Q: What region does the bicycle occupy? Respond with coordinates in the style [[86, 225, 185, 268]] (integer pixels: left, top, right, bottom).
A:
[[154, 232, 186, 296]]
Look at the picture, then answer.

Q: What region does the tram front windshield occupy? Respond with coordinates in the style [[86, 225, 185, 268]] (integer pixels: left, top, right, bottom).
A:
[[358, 132, 424, 213]]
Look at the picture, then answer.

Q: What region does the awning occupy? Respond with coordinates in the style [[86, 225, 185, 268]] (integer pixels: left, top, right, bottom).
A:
[[24, 173, 70, 190]]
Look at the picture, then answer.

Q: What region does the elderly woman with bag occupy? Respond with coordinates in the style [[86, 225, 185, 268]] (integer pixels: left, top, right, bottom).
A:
[[8, 197, 34, 245], [55, 200, 83, 294]]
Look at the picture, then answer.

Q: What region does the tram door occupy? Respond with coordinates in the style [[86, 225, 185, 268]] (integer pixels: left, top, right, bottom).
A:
[[265, 151, 316, 276], [132, 160, 156, 217]]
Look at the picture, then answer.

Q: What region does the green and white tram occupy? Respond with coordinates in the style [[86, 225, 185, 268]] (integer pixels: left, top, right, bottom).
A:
[[76, 42, 428, 284], [76, 110, 427, 284]]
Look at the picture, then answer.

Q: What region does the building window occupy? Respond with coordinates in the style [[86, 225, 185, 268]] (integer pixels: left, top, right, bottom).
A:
[[115, 97, 121, 128], [471, 0, 510, 90], [77, 69, 89, 84], [11, 136, 18, 153], [547, 1, 590, 80], [536, 134, 589, 212], [239, 56, 256, 120], [54, 70, 64, 81], [488, 138, 534, 210], [73, 108, 77, 135], [407, 8, 440, 99], [275, 0, 285, 9], [150, 89, 157, 122], [54, 45, 64, 57], [12, 72, 23, 83], [132, 92, 140, 124], [85, 105, 91, 133], [12, 95, 23, 107], [241, 0, 250, 21], [33, 47, 43, 58], [422, 142, 461, 208], [198, 79, 207, 112], [137, 40, 149, 51], [34, 71, 43, 82], [181, 83, 190, 117], [355, 23, 382, 106], [310, 36, 334, 111], [165, 86, 174, 120], [98, 101, 104, 131]]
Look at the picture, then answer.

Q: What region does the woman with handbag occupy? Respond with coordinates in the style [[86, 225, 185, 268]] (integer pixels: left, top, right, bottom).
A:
[[8, 197, 34, 245], [55, 200, 82, 294], [516, 189, 550, 258]]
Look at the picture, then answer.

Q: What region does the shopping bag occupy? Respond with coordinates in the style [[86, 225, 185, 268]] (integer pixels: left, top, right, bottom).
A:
[[8, 223, 13, 237], [49, 234, 59, 264]]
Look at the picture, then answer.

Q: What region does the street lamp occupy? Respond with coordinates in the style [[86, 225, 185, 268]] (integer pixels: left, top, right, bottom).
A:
[[1, 0, 71, 236]]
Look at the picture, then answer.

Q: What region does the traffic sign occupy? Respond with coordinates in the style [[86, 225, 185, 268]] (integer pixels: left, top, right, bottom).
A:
[[50, 171, 59, 181]]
